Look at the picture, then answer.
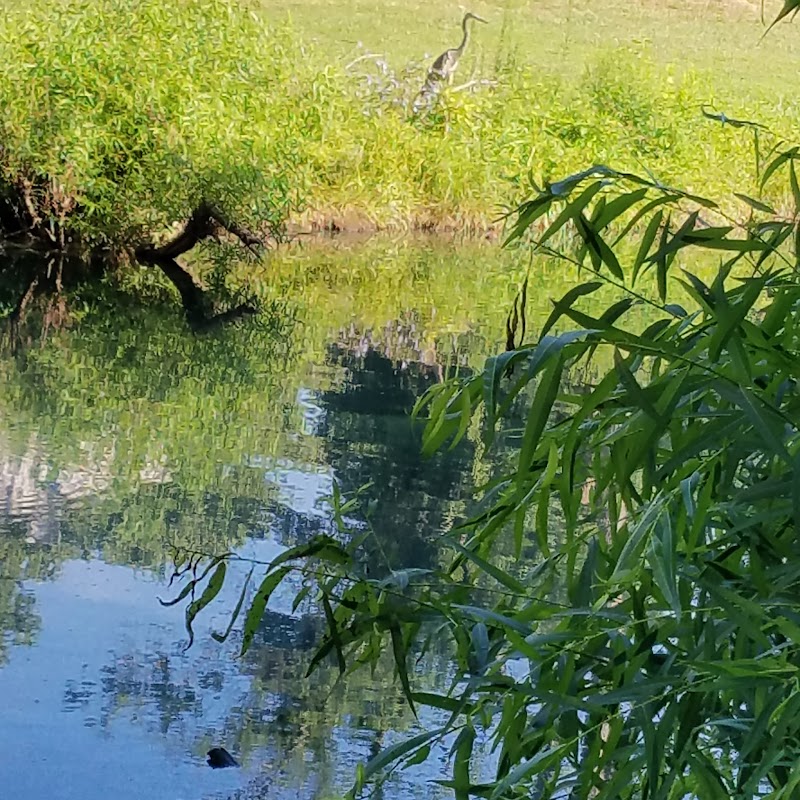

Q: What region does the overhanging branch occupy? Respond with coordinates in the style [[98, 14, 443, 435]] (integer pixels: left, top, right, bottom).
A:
[[135, 202, 263, 328]]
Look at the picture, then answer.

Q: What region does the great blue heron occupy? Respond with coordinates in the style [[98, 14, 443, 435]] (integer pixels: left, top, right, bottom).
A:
[[413, 12, 487, 113]]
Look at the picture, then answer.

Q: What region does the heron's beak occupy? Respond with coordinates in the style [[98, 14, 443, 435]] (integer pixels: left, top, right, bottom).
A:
[[475, 15, 488, 23]]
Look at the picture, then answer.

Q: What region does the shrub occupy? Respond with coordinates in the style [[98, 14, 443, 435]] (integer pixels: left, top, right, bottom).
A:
[[0, 0, 308, 249]]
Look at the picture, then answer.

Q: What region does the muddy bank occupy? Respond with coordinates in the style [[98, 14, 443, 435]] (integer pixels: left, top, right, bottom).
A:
[[288, 205, 504, 239]]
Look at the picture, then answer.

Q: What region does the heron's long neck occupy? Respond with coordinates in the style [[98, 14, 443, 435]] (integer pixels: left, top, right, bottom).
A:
[[456, 18, 471, 55]]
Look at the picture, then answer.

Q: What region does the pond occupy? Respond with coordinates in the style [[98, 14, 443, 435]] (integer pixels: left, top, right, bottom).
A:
[[0, 236, 619, 800]]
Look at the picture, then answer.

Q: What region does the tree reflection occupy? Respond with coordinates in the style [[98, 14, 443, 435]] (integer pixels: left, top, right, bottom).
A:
[[0, 537, 51, 664], [98, 650, 201, 734], [0, 242, 528, 798], [318, 318, 478, 574]]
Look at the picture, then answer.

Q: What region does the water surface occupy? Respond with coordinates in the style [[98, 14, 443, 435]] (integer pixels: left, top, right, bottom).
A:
[[0, 237, 542, 799], [0, 235, 650, 798]]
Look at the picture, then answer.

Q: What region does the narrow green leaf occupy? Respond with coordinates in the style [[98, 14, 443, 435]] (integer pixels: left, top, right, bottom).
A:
[[791, 161, 800, 213], [448, 386, 474, 451], [470, 622, 490, 674], [656, 212, 671, 301], [453, 724, 476, 800], [713, 381, 790, 462], [760, 147, 800, 190], [403, 744, 431, 769], [390, 623, 416, 716], [158, 576, 201, 608], [322, 592, 347, 674], [411, 692, 469, 713], [734, 192, 777, 214], [518, 356, 563, 484], [764, 1, 800, 36], [539, 180, 604, 246], [632, 209, 664, 287], [646, 210, 697, 267], [687, 237, 770, 253], [575, 212, 624, 279], [269, 535, 350, 570], [453, 605, 531, 635], [240, 566, 292, 656], [158, 556, 227, 607], [483, 351, 519, 443], [648, 515, 680, 618], [594, 187, 649, 229], [184, 561, 226, 650], [421, 382, 463, 457], [489, 743, 571, 798], [504, 196, 553, 246], [354, 728, 445, 788], [708, 274, 768, 362], [613, 348, 662, 422], [613, 194, 676, 245], [449, 541, 527, 595], [610, 495, 666, 582], [211, 566, 254, 643], [540, 283, 603, 338]]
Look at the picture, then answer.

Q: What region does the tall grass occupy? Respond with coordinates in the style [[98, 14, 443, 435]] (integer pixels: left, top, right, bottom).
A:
[[307, 43, 800, 229], [0, 0, 797, 246]]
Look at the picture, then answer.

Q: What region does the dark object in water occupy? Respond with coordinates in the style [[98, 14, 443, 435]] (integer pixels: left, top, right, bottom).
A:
[[207, 747, 239, 769]]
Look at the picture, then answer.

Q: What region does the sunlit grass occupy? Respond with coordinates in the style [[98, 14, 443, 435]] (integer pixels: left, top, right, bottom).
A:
[[1, 0, 798, 240], [265, 0, 798, 98]]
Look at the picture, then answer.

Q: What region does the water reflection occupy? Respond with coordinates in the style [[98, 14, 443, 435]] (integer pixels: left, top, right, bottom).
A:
[[320, 338, 476, 573], [0, 238, 529, 799]]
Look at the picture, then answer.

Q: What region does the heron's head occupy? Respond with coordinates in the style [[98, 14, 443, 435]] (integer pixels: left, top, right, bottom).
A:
[[464, 12, 488, 25]]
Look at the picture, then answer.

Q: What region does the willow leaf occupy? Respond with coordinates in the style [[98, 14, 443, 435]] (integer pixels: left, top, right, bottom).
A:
[[240, 566, 292, 656], [212, 565, 254, 643], [184, 560, 226, 650]]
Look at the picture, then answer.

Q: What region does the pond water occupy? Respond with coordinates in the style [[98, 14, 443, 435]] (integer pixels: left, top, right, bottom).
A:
[[0, 240, 536, 800], [0, 237, 621, 800]]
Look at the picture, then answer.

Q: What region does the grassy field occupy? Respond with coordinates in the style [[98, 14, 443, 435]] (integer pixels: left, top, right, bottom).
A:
[[241, 0, 800, 228], [267, 0, 799, 98]]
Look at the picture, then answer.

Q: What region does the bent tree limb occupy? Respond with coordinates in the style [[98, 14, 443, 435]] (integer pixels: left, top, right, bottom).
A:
[[135, 203, 263, 329]]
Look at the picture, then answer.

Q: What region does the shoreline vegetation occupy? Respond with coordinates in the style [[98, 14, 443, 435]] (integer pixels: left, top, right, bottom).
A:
[[1, 0, 798, 322]]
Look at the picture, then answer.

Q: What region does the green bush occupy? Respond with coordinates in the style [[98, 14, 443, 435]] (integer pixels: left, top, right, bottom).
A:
[[2, 0, 798, 245], [0, 0, 308, 248]]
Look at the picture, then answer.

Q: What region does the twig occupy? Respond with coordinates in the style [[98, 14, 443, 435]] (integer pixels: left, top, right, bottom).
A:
[[345, 52, 385, 71]]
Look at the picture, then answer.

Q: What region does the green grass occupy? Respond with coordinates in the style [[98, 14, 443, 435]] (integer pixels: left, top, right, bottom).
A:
[[268, 0, 798, 98], [267, 0, 800, 229], [1, 0, 798, 244]]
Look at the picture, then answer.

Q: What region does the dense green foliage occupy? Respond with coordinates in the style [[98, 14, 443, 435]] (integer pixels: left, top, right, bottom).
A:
[[393, 160, 800, 799], [0, 0, 306, 247], [168, 141, 800, 797], [2, 0, 800, 245]]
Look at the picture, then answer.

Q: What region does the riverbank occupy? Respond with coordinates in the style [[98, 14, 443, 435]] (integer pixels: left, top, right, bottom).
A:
[[1, 0, 799, 253]]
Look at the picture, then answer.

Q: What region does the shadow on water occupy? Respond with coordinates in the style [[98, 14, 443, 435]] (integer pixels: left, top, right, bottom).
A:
[[0, 238, 535, 799]]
